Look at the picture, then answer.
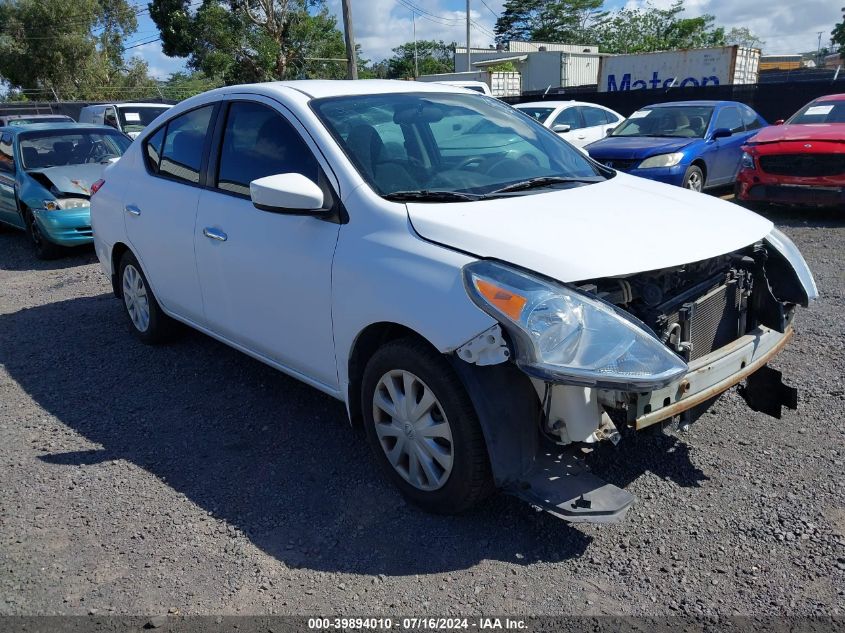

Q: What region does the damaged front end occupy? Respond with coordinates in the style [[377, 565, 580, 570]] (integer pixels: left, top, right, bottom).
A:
[[457, 228, 816, 523]]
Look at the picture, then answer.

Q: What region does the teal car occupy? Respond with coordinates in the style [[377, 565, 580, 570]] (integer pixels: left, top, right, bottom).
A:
[[0, 123, 131, 259]]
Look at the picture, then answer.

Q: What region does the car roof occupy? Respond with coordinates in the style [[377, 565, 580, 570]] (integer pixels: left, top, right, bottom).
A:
[[0, 114, 72, 120], [2, 122, 119, 134], [814, 93, 845, 102], [207, 79, 470, 100], [83, 102, 171, 108], [644, 100, 738, 108], [516, 100, 607, 108]]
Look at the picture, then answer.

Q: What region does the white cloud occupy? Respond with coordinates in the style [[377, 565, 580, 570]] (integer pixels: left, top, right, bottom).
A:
[[621, 0, 839, 55], [127, 41, 187, 81], [326, 0, 505, 62]]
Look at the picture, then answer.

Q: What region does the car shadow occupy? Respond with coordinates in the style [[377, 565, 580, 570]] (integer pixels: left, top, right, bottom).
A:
[[1, 293, 597, 575], [0, 230, 96, 272]]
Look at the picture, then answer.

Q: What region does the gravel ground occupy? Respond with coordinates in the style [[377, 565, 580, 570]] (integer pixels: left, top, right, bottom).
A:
[[0, 203, 842, 618]]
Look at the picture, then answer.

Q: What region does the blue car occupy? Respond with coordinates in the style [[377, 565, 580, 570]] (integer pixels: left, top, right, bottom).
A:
[[0, 123, 131, 259], [585, 101, 767, 192]]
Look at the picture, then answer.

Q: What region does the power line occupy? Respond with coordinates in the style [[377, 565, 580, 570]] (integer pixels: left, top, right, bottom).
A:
[[478, 0, 498, 19]]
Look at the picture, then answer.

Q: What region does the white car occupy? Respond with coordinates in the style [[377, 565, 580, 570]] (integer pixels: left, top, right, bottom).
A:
[[515, 100, 623, 149], [91, 80, 816, 523], [78, 103, 173, 139]]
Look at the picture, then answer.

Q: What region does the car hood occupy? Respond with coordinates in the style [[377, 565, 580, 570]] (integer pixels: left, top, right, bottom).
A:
[[406, 173, 773, 282], [27, 163, 110, 196], [748, 123, 845, 144], [585, 135, 696, 159]]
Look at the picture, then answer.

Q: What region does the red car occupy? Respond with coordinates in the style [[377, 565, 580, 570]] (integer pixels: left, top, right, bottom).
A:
[[737, 93, 844, 208]]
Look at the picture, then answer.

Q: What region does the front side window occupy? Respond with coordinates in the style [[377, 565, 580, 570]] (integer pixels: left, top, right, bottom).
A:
[[789, 100, 845, 124], [0, 133, 14, 172], [216, 101, 319, 197], [158, 106, 214, 184], [313, 92, 604, 198], [612, 106, 714, 138], [551, 107, 582, 130], [713, 107, 743, 134], [516, 106, 555, 123], [18, 130, 131, 169]]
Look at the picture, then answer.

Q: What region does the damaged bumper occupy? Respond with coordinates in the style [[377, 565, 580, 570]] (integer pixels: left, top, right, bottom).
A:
[[33, 207, 93, 246], [622, 324, 795, 430]]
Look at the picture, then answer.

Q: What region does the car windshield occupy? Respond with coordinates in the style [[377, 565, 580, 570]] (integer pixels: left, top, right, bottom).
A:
[[19, 130, 131, 169], [516, 106, 556, 123], [788, 101, 845, 124], [612, 105, 714, 138], [117, 106, 170, 133], [312, 92, 605, 198]]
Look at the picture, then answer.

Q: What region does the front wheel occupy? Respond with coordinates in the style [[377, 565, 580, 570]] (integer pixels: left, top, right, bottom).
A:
[[361, 338, 493, 514], [682, 165, 704, 192], [24, 210, 62, 260]]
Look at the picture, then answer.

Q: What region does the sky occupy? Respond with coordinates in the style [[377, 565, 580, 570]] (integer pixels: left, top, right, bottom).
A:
[[128, 0, 842, 80]]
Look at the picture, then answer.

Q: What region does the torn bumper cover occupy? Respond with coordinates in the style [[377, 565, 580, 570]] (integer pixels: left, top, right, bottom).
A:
[[614, 324, 796, 430]]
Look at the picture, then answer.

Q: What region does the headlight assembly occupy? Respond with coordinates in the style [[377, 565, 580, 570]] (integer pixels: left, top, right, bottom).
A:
[[740, 151, 755, 169], [43, 198, 90, 211], [637, 152, 684, 169], [765, 228, 818, 305], [463, 261, 689, 390]]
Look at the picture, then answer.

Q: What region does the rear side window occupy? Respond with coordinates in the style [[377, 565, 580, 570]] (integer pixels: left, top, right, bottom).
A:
[[741, 105, 762, 131], [216, 101, 318, 197], [0, 133, 14, 173], [551, 107, 582, 130], [158, 106, 214, 184], [582, 106, 608, 127]]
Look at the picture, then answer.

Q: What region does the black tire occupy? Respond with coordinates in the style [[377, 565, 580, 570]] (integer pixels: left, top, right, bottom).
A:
[[361, 337, 493, 514], [117, 250, 177, 344], [682, 164, 705, 192], [24, 209, 63, 260]]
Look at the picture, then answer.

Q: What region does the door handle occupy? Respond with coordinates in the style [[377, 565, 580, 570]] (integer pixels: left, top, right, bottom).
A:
[[124, 204, 141, 216], [203, 227, 227, 242]]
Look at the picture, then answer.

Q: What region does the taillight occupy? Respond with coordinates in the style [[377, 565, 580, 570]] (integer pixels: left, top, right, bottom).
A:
[[91, 179, 105, 196]]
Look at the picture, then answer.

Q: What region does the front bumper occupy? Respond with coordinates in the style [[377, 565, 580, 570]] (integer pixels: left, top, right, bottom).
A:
[[622, 324, 793, 429], [736, 167, 845, 207], [32, 207, 93, 246], [625, 164, 687, 187]]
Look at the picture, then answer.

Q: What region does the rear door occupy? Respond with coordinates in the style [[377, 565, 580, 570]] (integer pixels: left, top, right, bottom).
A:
[[580, 106, 613, 146], [123, 104, 217, 324], [193, 97, 341, 389]]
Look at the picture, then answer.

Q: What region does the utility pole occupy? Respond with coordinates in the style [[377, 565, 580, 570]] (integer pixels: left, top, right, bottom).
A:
[[817, 31, 823, 66], [341, 0, 358, 79], [466, 0, 471, 72], [413, 10, 419, 78]]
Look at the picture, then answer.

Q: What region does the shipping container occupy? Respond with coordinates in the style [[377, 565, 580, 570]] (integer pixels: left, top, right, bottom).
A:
[[597, 46, 760, 93]]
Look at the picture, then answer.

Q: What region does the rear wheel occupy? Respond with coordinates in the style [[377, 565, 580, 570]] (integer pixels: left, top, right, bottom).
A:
[[118, 251, 176, 343], [361, 338, 493, 514], [24, 209, 62, 260], [683, 165, 704, 192]]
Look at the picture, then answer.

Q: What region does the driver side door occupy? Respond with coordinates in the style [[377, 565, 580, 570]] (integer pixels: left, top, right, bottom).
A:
[[549, 107, 586, 146], [707, 106, 746, 185]]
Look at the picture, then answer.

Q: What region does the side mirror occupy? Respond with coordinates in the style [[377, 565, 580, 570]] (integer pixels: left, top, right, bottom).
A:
[[250, 173, 325, 214], [605, 127, 615, 136], [552, 123, 571, 133], [710, 127, 732, 140], [775, 119, 785, 125]]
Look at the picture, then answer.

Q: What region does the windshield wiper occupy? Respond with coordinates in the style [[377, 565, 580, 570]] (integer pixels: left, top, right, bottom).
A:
[[488, 176, 603, 195], [383, 190, 481, 202]]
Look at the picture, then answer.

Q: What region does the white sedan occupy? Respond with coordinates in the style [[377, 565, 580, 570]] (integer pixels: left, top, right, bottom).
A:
[[515, 100, 623, 148], [91, 80, 816, 523]]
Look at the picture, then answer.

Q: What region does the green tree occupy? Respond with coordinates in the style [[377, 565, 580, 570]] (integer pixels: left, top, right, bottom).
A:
[[593, 1, 725, 54], [0, 0, 145, 100], [385, 40, 454, 79], [725, 27, 764, 50], [833, 15, 845, 56], [150, 0, 354, 83], [494, 0, 606, 44]]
